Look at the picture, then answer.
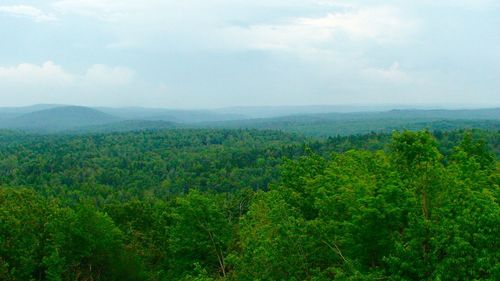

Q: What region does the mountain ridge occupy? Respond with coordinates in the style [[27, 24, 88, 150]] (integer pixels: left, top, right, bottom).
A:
[[0, 106, 119, 132], [0, 105, 498, 135]]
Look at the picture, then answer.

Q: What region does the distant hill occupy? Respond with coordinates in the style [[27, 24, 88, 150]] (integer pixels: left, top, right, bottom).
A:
[[212, 105, 500, 119], [375, 108, 500, 120], [0, 104, 64, 115], [0, 105, 248, 124], [0, 106, 119, 132], [196, 108, 500, 136], [97, 107, 247, 123], [213, 105, 401, 118], [260, 108, 500, 121], [0, 105, 497, 135], [0, 104, 65, 123]]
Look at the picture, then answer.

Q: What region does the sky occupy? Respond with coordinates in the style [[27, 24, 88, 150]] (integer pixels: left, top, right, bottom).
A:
[[0, 0, 499, 108]]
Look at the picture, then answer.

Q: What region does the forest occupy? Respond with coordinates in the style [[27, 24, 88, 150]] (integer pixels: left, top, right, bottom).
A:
[[0, 128, 498, 280]]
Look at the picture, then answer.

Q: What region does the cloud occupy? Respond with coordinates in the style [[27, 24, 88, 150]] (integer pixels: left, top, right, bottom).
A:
[[219, 5, 417, 55], [314, 0, 499, 9], [0, 61, 140, 106], [1, 1, 416, 52], [52, 0, 131, 21], [363, 62, 411, 82], [0, 61, 135, 87], [0, 5, 56, 22], [1, 1, 498, 107], [84, 64, 135, 86], [298, 7, 416, 43], [0, 61, 74, 85], [418, 0, 499, 10]]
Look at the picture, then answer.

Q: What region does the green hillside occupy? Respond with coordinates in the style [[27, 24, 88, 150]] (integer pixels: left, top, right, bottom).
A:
[[0, 106, 119, 131]]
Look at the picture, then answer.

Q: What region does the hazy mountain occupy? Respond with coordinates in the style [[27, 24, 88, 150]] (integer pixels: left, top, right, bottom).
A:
[[196, 108, 500, 136], [0, 104, 64, 115], [212, 105, 389, 118], [0, 104, 65, 123], [212, 105, 490, 119], [97, 107, 247, 123], [203, 108, 500, 124], [377, 108, 500, 120], [0, 106, 119, 132], [0, 105, 497, 135], [274, 108, 500, 122]]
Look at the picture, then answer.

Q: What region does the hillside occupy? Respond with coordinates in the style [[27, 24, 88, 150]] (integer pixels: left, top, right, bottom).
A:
[[0, 105, 498, 136], [213, 106, 500, 118], [0, 106, 119, 132], [199, 108, 500, 136], [98, 107, 247, 123], [0, 104, 63, 115]]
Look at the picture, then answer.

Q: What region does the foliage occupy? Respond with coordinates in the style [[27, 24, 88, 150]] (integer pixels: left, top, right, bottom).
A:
[[0, 129, 498, 280]]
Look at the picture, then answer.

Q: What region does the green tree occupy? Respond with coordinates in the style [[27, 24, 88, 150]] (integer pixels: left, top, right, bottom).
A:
[[169, 190, 232, 279]]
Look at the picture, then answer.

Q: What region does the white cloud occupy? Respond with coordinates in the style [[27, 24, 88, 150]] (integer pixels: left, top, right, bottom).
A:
[[1, 1, 497, 107], [0, 5, 56, 22], [219, 5, 417, 55], [52, 0, 132, 21], [0, 61, 135, 87], [298, 7, 416, 43], [418, 0, 499, 10], [0, 61, 139, 106], [314, 0, 499, 9], [84, 64, 135, 86], [0, 61, 74, 84], [363, 62, 411, 82]]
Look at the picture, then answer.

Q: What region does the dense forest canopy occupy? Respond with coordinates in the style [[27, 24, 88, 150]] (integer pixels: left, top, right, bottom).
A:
[[0, 128, 498, 280]]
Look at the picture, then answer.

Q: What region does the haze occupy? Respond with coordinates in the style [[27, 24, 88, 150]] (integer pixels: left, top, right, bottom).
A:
[[1, 0, 499, 108]]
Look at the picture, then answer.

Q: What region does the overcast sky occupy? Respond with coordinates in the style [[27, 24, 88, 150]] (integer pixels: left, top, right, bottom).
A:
[[0, 0, 499, 108]]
